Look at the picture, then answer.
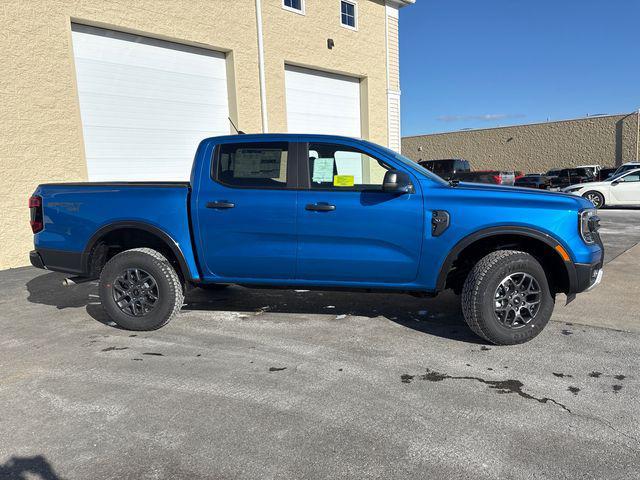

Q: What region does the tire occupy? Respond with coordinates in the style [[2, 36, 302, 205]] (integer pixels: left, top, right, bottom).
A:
[[583, 191, 604, 208], [99, 248, 184, 331], [461, 250, 554, 345]]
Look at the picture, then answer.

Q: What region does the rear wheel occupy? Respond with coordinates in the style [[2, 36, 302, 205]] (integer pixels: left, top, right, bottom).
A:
[[99, 248, 184, 330], [461, 250, 554, 345], [583, 191, 604, 208]]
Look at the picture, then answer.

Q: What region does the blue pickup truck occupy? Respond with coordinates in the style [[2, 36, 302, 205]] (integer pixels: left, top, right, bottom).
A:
[[29, 134, 603, 344]]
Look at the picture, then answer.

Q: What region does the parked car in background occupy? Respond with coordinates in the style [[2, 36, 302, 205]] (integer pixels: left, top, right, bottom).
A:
[[514, 174, 550, 190], [597, 167, 617, 181], [576, 164, 601, 178], [418, 158, 470, 180], [549, 168, 596, 189], [613, 162, 640, 177], [545, 168, 562, 186], [563, 168, 640, 208], [453, 170, 516, 186], [29, 134, 604, 345], [514, 171, 525, 180]]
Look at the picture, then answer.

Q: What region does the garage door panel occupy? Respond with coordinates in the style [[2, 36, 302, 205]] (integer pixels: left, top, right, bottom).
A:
[[72, 25, 225, 76], [72, 24, 229, 181], [77, 94, 230, 130], [73, 59, 228, 103], [285, 65, 361, 138]]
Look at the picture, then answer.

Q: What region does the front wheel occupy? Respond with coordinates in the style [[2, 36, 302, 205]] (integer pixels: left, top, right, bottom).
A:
[[583, 191, 604, 208], [461, 250, 554, 345], [99, 248, 184, 331]]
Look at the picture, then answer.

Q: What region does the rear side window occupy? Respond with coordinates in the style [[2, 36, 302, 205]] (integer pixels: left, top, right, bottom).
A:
[[215, 142, 288, 188], [425, 160, 453, 176], [454, 160, 469, 171]]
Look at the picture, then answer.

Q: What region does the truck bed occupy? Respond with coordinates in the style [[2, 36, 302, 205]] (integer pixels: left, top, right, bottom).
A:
[[31, 182, 199, 279]]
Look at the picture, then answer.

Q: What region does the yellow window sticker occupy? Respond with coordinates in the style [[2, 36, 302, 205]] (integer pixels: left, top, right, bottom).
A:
[[333, 175, 355, 187]]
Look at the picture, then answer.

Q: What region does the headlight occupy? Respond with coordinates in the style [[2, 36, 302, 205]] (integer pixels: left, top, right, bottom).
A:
[[564, 185, 583, 193], [579, 209, 600, 244]]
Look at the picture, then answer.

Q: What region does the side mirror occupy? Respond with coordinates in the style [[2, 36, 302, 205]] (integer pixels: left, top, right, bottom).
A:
[[383, 170, 414, 194], [611, 180, 620, 186]]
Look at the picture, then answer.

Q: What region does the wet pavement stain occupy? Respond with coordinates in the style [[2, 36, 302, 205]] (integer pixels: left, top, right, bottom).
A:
[[269, 367, 287, 372], [568, 386, 580, 395], [614, 374, 626, 381], [400, 374, 414, 384], [613, 385, 623, 393], [480, 346, 491, 351], [561, 330, 573, 336], [132, 358, 143, 361], [416, 368, 571, 413], [553, 373, 573, 378], [142, 352, 164, 356], [589, 371, 603, 378], [129, 334, 137, 337], [101, 346, 129, 352]]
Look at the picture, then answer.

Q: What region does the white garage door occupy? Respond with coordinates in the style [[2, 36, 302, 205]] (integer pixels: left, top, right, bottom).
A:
[[71, 24, 230, 181], [285, 65, 361, 137]]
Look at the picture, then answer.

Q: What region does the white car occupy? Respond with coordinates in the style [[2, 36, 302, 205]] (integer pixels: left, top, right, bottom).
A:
[[563, 168, 640, 208], [613, 162, 640, 177]]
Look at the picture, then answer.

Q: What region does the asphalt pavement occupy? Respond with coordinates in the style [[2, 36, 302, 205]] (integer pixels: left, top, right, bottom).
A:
[[0, 209, 638, 479]]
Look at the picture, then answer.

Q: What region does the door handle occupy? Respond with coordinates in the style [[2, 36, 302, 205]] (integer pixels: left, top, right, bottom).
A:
[[305, 202, 336, 212], [206, 201, 235, 209]]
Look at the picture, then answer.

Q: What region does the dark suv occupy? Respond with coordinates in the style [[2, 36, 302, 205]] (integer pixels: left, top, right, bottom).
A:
[[549, 168, 595, 189], [418, 159, 470, 180]]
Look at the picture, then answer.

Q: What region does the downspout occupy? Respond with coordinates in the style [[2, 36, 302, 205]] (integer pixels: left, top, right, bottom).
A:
[[255, 0, 269, 133]]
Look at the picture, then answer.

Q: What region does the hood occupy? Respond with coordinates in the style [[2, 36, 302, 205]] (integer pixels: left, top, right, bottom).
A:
[[566, 180, 607, 190], [456, 181, 565, 196], [446, 181, 594, 210]]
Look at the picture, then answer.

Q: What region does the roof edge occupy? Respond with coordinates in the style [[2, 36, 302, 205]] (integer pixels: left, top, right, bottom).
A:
[[387, 0, 415, 8]]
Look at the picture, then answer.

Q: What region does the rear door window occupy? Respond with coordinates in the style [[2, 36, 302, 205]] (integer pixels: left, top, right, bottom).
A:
[[215, 142, 289, 188]]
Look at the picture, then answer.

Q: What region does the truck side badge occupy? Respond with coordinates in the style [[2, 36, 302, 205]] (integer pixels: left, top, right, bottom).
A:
[[432, 210, 450, 237]]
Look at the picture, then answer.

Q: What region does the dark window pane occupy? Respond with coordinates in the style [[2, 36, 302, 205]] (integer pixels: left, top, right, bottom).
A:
[[341, 1, 355, 26], [216, 142, 288, 188], [284, 0, 301, 10]]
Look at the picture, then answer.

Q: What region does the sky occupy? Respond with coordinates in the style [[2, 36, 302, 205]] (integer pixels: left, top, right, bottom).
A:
[[399, 0, 640, 136]]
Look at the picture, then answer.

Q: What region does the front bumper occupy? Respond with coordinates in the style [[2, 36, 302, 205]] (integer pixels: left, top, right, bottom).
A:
[[573, 262, 604, 293]]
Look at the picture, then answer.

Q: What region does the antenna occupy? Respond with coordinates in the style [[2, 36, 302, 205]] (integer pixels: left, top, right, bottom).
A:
[[228, 117, 245, 135]]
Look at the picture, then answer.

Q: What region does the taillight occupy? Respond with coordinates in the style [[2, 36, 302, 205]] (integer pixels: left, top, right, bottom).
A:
[[29, 195, 43, 233], [492, 174, 503, 184]]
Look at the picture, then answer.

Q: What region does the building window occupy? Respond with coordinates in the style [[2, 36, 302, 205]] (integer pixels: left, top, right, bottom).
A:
[[341, 1, 357, 29], [283, 0, 304, 15]]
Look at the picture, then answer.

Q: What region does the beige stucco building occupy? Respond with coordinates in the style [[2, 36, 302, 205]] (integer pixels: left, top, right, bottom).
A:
[[402, 113, 640, 173], [1, 0, 413, 270]]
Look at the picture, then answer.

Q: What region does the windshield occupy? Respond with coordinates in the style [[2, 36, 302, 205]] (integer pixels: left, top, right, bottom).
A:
[[366, 142, 449, 186], [613, 164, 640, 176]]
